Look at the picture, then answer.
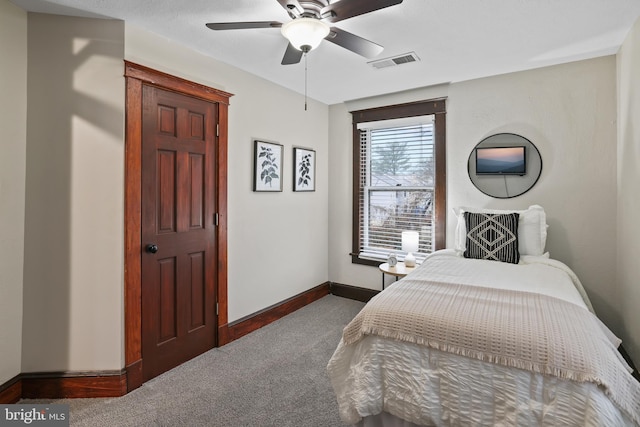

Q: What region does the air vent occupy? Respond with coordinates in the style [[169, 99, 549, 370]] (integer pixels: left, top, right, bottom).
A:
[[368, 52, 420, 69]]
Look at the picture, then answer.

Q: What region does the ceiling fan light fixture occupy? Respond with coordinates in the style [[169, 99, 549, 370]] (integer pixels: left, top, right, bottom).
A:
[[281, 18, 330, 52]]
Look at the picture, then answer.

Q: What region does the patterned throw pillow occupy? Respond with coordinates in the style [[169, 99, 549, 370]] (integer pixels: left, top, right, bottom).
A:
[[464, 212, 520, 264]]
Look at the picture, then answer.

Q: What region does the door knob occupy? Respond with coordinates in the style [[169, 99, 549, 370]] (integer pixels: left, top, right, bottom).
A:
[[146, 244, 159, 254]]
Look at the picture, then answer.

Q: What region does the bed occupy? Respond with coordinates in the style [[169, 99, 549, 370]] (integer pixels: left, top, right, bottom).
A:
[[327, 206, 640, 426]]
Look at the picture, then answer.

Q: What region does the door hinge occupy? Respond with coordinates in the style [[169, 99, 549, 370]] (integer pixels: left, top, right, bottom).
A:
[[216, 302, 219, 316], [216, 124, 219, 137], [214, 213, 219, 226]]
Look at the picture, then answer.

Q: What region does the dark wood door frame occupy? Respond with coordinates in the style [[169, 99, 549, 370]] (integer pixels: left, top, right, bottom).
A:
[[124, 61, 233, 391]]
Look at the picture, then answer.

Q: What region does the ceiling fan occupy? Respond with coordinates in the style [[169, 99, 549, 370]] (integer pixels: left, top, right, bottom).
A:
[[206, 0, 403, 65]]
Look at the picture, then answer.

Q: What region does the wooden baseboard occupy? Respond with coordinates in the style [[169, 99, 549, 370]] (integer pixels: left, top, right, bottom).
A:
[[218, 323, 230, 347], [329, 282, 379, 302], [1, 370, 128, 402], [125, 360, 143, 393], [0, 375, 21, 404], [20, 370, 127, 399], [227, 282, 330, 343]]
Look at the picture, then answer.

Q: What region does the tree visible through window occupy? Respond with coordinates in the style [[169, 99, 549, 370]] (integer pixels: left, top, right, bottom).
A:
[[351, 100, 446, 266]]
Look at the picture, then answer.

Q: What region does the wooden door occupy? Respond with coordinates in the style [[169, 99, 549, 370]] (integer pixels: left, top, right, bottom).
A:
[[141, 85, 218, 381]]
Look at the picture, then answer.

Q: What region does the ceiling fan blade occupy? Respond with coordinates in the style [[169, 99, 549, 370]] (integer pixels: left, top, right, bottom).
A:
[[276, 0, 304, 19], [326, 27, 384, 58], [206, 22, 282, 30], [281, 43, 303, 65], [321, 0, 403, 23]]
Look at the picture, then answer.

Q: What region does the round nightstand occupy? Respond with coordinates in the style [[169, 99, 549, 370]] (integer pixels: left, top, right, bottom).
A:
[[379, 261, 415, 290]]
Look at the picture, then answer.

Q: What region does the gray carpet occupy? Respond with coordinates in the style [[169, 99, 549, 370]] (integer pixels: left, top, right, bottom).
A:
[[22, 295, 365, 427]]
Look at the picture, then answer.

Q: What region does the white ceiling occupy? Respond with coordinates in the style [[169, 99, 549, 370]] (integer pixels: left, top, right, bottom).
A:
[[10, 0, 640, 105]]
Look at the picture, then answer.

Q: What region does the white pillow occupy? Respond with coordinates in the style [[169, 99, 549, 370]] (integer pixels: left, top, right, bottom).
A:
[[454, 205, 548, 256]]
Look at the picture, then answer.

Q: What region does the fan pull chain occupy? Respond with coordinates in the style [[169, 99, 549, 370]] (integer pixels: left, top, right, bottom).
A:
[[304, 52, 308, 111]]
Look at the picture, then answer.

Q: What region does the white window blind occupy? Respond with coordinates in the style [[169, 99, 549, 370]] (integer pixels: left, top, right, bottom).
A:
[[358, 121, 435, 262]]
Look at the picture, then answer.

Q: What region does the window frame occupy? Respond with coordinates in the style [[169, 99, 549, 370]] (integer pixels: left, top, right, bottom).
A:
[[351, 99, 447, 266]]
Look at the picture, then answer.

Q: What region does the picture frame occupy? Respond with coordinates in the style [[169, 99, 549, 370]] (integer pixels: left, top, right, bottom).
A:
[[293, 147, 316, 192], [253, 140, 283, 192]]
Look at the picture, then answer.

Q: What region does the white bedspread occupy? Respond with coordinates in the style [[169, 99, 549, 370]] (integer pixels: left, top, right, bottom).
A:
[[411, 250, 591, 311], [327, 250, 639, 426]]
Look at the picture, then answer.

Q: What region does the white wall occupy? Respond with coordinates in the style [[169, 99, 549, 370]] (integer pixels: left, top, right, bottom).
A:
[[125, 25, 329, 323], [329, 57, 621, 334], [0, 0, 27, 385], [21, 14, 125, 372], [448, 57, 619, 332], [617, 17, 640, 363], [18, 15, 329, 374], [8, 11, 329, 375]]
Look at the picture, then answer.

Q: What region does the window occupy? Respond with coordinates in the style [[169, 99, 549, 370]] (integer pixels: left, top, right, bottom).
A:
[[351, 100, 446, 266]]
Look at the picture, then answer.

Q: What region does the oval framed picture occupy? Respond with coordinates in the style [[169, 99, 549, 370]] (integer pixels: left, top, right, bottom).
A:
[[467, 133, 542, 199]]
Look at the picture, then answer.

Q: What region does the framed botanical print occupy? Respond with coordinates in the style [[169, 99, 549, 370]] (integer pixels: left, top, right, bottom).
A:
[[293, 147, 315, 192], [253, 140, 283, 192]]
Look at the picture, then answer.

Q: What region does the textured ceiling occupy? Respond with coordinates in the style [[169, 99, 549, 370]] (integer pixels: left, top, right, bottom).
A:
[[10, 0, 640, 104]]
